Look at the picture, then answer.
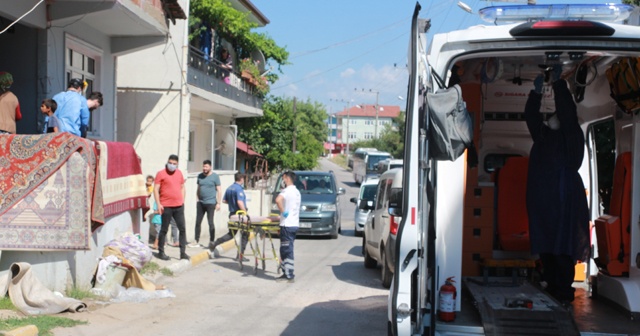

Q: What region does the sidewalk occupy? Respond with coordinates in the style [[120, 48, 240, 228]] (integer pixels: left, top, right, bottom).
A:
[[147, 236, 240, 278]]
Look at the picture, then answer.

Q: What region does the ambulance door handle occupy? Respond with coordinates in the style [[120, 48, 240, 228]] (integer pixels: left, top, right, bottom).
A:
[[372, 218, 375, 230], [401, 249, 417, 271]]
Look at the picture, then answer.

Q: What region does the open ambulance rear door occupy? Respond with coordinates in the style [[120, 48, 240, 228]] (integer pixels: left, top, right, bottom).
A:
[[389, 3, 435, 336]]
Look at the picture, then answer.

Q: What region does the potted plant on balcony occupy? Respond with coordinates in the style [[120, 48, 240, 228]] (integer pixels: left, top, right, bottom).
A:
[[239, 58, 269, 96]]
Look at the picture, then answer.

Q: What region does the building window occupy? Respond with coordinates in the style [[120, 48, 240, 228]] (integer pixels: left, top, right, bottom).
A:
[[349, 132, 357, 140], [365, 120, 374, 125], [65, 35, 101, 136], [350, 119, 357, 125], [364, 132, 373, 139]]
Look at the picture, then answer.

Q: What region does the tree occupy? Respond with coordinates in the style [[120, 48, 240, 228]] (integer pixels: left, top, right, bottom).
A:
[[622, 0, 640, 5], [237, 97, 327, 171], [189, 0, 289, 83]]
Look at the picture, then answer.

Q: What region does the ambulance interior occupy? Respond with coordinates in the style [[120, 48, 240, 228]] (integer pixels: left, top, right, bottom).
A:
[[439, 51, 640, 333]]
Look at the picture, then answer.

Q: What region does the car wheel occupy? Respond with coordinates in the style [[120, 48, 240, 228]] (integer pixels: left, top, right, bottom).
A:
[[363, 236, 377, 269], [354, 229, 362, 237], [331, 226, 339, 239], [381, 247, 392, 288]]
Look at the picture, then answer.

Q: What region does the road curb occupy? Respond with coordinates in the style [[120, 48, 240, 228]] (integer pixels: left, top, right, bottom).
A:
[[0, 325, 38, 336], [166, 232, 256, 274]]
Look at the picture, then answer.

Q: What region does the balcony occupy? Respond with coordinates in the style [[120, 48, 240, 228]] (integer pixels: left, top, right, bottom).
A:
[[187, 48, 263, 113]]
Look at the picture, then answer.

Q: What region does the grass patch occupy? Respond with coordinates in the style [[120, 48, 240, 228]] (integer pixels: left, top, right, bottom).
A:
[[0, 296, 16, 311], [0, 316, 87, 336], [329, 154, 348, 169], [141, 261, 173, 277], [66, 287, 97, 301]]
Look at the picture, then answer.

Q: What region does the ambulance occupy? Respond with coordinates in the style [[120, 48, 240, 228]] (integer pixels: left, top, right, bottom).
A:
[[391, 3, 640, 335]]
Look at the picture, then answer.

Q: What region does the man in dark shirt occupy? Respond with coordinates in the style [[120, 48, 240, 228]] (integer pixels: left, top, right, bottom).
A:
[[209, 173, 249, 259], [190, 160, 221, 248]]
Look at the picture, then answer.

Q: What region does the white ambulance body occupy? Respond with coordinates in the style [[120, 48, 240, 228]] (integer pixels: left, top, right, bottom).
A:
[[392, 3, 640, 335]]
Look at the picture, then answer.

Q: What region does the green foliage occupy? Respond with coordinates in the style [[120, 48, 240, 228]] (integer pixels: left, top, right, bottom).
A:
[[66, 286, 97, 300], [622, 0, 640, 6], [237, 97, 327, 171], [189, 0, 289, 70], [140, 261, 173, 277], [0, 296, 16, 311], [329, 155, 348, 169], [0, 316, 87, 336], [350, 112, 406, 158]]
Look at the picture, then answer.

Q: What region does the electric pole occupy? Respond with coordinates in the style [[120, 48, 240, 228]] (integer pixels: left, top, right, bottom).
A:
[[292, 97, 297, 153]]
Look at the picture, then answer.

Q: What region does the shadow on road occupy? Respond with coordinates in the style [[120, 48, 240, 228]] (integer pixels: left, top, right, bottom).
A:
[[341, 181, 359, 189], [211, 259, 280, 280], [331, 261, 383, 289], [281, 295, 387, 336], [347, 245, 362, 257]]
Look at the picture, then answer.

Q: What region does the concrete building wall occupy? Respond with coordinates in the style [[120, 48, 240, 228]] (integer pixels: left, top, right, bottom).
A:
[[0, 22, 39, 134], [0, 210, 145, 292], [46, 23, 117, 141]]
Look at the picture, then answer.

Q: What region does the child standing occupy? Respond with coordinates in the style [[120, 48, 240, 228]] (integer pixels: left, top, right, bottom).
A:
[[41, 98, 60, 133]]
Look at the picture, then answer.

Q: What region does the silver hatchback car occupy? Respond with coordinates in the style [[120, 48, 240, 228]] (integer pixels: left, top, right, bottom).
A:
[[349, 178, 379, 237]]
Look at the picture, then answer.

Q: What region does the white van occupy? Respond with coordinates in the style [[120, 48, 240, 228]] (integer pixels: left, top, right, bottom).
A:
[[391, 3, 640, 336], [361, 168, 403, 289], [377, 159, 404, 175]]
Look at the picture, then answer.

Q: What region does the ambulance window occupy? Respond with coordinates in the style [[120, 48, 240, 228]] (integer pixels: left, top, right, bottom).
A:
[[591, 119, 615, 214], [484, 154, 521, 173]]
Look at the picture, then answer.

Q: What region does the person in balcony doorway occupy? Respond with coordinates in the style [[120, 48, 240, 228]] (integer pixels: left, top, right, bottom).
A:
[[275, 171, 301, 283], [53, 78, 103, 138], [219, 48, 233, 85], [525, 65, 590, 307], [0, 72, 21, 134]]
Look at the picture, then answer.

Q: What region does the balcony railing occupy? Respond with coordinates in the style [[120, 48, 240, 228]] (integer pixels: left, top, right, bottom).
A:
[[187, 47, 263, 109]]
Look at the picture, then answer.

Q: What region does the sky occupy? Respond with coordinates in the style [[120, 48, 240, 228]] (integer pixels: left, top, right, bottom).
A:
[[251, 0, 623, 115]]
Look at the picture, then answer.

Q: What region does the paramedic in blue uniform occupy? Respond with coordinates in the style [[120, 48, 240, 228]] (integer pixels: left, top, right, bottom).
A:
[[524, 65, 590, 305], [208, 173, 249, 259]]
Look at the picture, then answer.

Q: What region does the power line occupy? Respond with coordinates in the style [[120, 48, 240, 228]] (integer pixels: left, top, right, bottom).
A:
[[290, 16, 411, 59], [0, 0, 44, 35], [272, 32, 408, 91]]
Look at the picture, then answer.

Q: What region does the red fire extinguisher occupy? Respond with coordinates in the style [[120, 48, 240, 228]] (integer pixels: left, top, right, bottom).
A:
[[438, 276, 457, 322]]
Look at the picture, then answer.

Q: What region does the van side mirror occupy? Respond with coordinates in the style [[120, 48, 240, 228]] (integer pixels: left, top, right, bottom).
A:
[[350, 197, 357, 204], [359, 199, 374, 210], [338, 188, 346, 195]]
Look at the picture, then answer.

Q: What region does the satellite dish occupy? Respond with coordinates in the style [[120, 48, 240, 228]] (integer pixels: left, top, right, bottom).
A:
[[215, 127, 236, 156]]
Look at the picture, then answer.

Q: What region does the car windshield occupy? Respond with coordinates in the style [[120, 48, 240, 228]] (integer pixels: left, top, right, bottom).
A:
[[361, 184, 377, 200], [367, 155, 391, 172], [293, 174, 335, 194]]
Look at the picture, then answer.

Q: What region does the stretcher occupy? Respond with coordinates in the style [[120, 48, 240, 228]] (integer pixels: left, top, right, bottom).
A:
[[228, 211, 281, 275]]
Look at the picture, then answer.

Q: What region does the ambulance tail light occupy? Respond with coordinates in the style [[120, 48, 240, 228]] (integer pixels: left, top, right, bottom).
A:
[[390, 216, 401, 235]]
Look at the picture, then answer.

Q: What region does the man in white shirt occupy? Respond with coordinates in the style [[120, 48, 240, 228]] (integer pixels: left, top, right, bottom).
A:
[[275, 171, 301, 283]]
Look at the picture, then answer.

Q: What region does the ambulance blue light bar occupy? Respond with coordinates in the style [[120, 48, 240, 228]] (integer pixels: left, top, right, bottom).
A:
[[479, 4, 633, 24]]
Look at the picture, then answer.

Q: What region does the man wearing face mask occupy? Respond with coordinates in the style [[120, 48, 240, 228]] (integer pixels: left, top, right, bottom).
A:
[[153, 154, 189, 261], [525, 65, 590, 307]]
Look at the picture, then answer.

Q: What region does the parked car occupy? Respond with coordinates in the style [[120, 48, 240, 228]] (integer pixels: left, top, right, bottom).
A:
[[271, 171, 345, 239], [349, 178, 379, 237], [361, 168, 403, 288]]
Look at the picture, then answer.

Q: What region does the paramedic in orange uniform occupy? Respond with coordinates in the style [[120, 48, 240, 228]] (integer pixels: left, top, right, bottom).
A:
[[524, 66, 590, 306]]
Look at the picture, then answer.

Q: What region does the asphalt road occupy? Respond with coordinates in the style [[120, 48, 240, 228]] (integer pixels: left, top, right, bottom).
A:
[[56, 158, 389, 336]]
